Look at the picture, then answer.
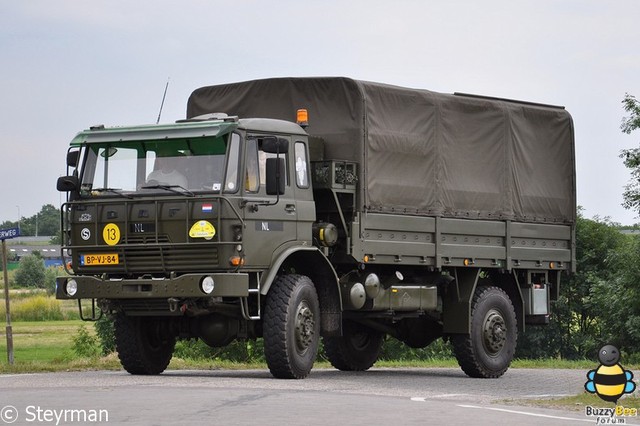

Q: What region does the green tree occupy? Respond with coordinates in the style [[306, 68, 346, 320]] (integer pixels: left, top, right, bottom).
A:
[[591, 234, 640, 354], [14, 254, 47, 288], [517, 213, 624, 359], [18, 204, 60, 237], [620, 93, 640, 212], [0, 220, 17, 229], [564, 215, 625, 357]]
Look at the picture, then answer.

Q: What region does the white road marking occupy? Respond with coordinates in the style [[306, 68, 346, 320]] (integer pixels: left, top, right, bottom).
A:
[[457, 404, 594, 423], [0, 374, 38, 378], [411, 394, 471, 401]]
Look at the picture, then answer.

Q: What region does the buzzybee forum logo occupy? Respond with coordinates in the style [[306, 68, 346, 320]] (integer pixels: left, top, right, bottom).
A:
[[585, 344, 636, 403]]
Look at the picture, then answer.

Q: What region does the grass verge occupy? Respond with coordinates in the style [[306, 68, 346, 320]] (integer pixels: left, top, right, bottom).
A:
[[0, 320, 89, 371], [510, 393, 640, 412]]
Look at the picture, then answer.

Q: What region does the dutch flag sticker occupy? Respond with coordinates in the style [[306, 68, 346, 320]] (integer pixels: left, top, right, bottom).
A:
[[202, 204, 213, 213]]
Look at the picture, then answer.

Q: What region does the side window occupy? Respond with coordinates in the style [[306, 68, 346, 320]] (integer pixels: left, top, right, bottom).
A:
[[245, 136, 289, 193], [224, 133, 240, 193], [245, 138, 259, 193], [294, 142, 309, 188]]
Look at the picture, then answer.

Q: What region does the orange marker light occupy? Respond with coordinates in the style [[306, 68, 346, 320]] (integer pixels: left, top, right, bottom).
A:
[[296, 109, 309, 128], [229, 256, 245, 267]]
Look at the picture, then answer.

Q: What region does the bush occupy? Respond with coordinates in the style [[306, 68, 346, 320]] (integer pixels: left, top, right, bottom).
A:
[[172, 336, 454, 363], [14, 255, 46, 288], [44, 268, 59, 295], [72, 325, 101, 358], [377, 337, 454, 361], [173, 339, 266, 362], [173, 339, 216, 360], [95, 315, 116, 355]]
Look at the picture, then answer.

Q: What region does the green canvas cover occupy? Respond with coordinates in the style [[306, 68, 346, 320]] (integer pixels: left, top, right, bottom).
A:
[[187, 77, 576, 224]]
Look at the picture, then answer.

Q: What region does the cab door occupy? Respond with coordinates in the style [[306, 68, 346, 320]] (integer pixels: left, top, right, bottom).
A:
[[241, 136, 298, 267]]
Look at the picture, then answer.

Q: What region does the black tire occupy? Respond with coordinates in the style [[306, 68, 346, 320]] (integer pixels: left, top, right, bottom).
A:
[[324, 320, 383, 371], [263, 275, 320, 379], [114, 313, 176, 375], [451, 286, 517, 378]]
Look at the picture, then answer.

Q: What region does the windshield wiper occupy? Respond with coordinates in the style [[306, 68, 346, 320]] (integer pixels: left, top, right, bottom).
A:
[[91, 188, 134, 199], [141, 184, 194, 197]]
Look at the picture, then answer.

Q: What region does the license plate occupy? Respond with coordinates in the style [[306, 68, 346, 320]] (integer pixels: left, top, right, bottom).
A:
[[81, 254, 119, 266]]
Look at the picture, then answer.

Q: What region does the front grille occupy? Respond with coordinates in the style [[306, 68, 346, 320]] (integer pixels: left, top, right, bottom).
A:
[[122, 244, 219, 273]]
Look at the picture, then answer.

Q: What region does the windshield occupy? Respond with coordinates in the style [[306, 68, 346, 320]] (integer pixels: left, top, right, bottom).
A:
[[79, 132, 240, 196]]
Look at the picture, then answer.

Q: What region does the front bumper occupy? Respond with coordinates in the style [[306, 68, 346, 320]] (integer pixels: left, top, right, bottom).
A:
[[56, 273, 249, 300]]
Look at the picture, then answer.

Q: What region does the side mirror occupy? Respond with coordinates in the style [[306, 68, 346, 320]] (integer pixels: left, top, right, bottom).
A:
[[261, 137, 289, 154], [66, 150, 80, 168], [57, 175, 79, 192], [266, 158, 286, 195]]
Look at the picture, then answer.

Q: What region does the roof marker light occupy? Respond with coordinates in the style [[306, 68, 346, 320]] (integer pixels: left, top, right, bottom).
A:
[[296, 109, 309, 128]]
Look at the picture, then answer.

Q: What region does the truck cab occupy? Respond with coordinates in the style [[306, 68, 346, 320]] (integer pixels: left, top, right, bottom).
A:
[[57, 113, 339, 378]]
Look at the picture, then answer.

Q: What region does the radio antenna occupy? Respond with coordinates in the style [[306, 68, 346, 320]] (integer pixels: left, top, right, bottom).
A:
[[156, 77, 170, 124]]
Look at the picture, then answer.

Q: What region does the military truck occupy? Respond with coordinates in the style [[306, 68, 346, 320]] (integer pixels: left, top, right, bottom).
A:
[[56, 77, 576, 379]]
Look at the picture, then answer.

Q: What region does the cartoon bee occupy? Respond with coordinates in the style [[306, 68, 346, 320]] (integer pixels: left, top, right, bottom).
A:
[[585, 344, 636, 403]]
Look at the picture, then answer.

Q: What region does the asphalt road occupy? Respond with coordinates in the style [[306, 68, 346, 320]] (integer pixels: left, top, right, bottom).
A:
[[0, 367, 637, 425]]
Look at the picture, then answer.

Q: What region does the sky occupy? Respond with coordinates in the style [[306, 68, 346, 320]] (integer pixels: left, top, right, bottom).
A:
[[1, 0, 639, 225]]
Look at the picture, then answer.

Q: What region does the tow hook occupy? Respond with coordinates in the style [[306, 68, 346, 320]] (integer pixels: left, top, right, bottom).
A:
[[168, 298, 180, 313]]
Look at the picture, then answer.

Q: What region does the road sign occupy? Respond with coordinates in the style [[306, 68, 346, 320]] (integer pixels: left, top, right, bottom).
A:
[[1, 238, 14, 364], [0, 228, 17, 364], [0, 227, 19, 241]]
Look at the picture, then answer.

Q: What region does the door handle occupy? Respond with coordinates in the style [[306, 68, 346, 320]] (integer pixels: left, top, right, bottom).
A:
[[285, 204, 296, 214]]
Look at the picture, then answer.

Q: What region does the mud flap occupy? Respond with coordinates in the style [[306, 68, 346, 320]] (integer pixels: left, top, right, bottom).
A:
[[442, 268, 480, 334]]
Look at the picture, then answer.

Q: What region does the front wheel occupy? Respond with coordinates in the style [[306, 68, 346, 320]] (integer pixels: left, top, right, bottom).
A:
[[263, 275, 320, 379], [114, 313, 176, 375], [451, 286, 517, 378]]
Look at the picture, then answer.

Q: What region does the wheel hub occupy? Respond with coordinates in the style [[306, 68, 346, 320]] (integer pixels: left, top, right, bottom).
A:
[[295, 302, 315, 353], [482, 309, 506, 355]]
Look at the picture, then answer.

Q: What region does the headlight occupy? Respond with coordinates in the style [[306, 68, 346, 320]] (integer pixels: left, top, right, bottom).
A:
[[201, 276, 215, 294], [66, 279, 78, 297]]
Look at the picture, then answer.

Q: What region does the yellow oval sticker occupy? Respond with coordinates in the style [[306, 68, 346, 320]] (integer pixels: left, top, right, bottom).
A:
[[189, 221, 216, 240], [103, 223, 121, 246]]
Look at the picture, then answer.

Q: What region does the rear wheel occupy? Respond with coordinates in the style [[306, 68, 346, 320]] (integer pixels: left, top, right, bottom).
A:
[[114, 313, 175, 375], [324, 320, 383, 371], [263, 275, 320, 379], [451, 286, 517, 378]]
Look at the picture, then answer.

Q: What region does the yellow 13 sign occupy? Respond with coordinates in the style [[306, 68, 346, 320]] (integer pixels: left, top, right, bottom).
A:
[[103, 223, 121, 246]]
